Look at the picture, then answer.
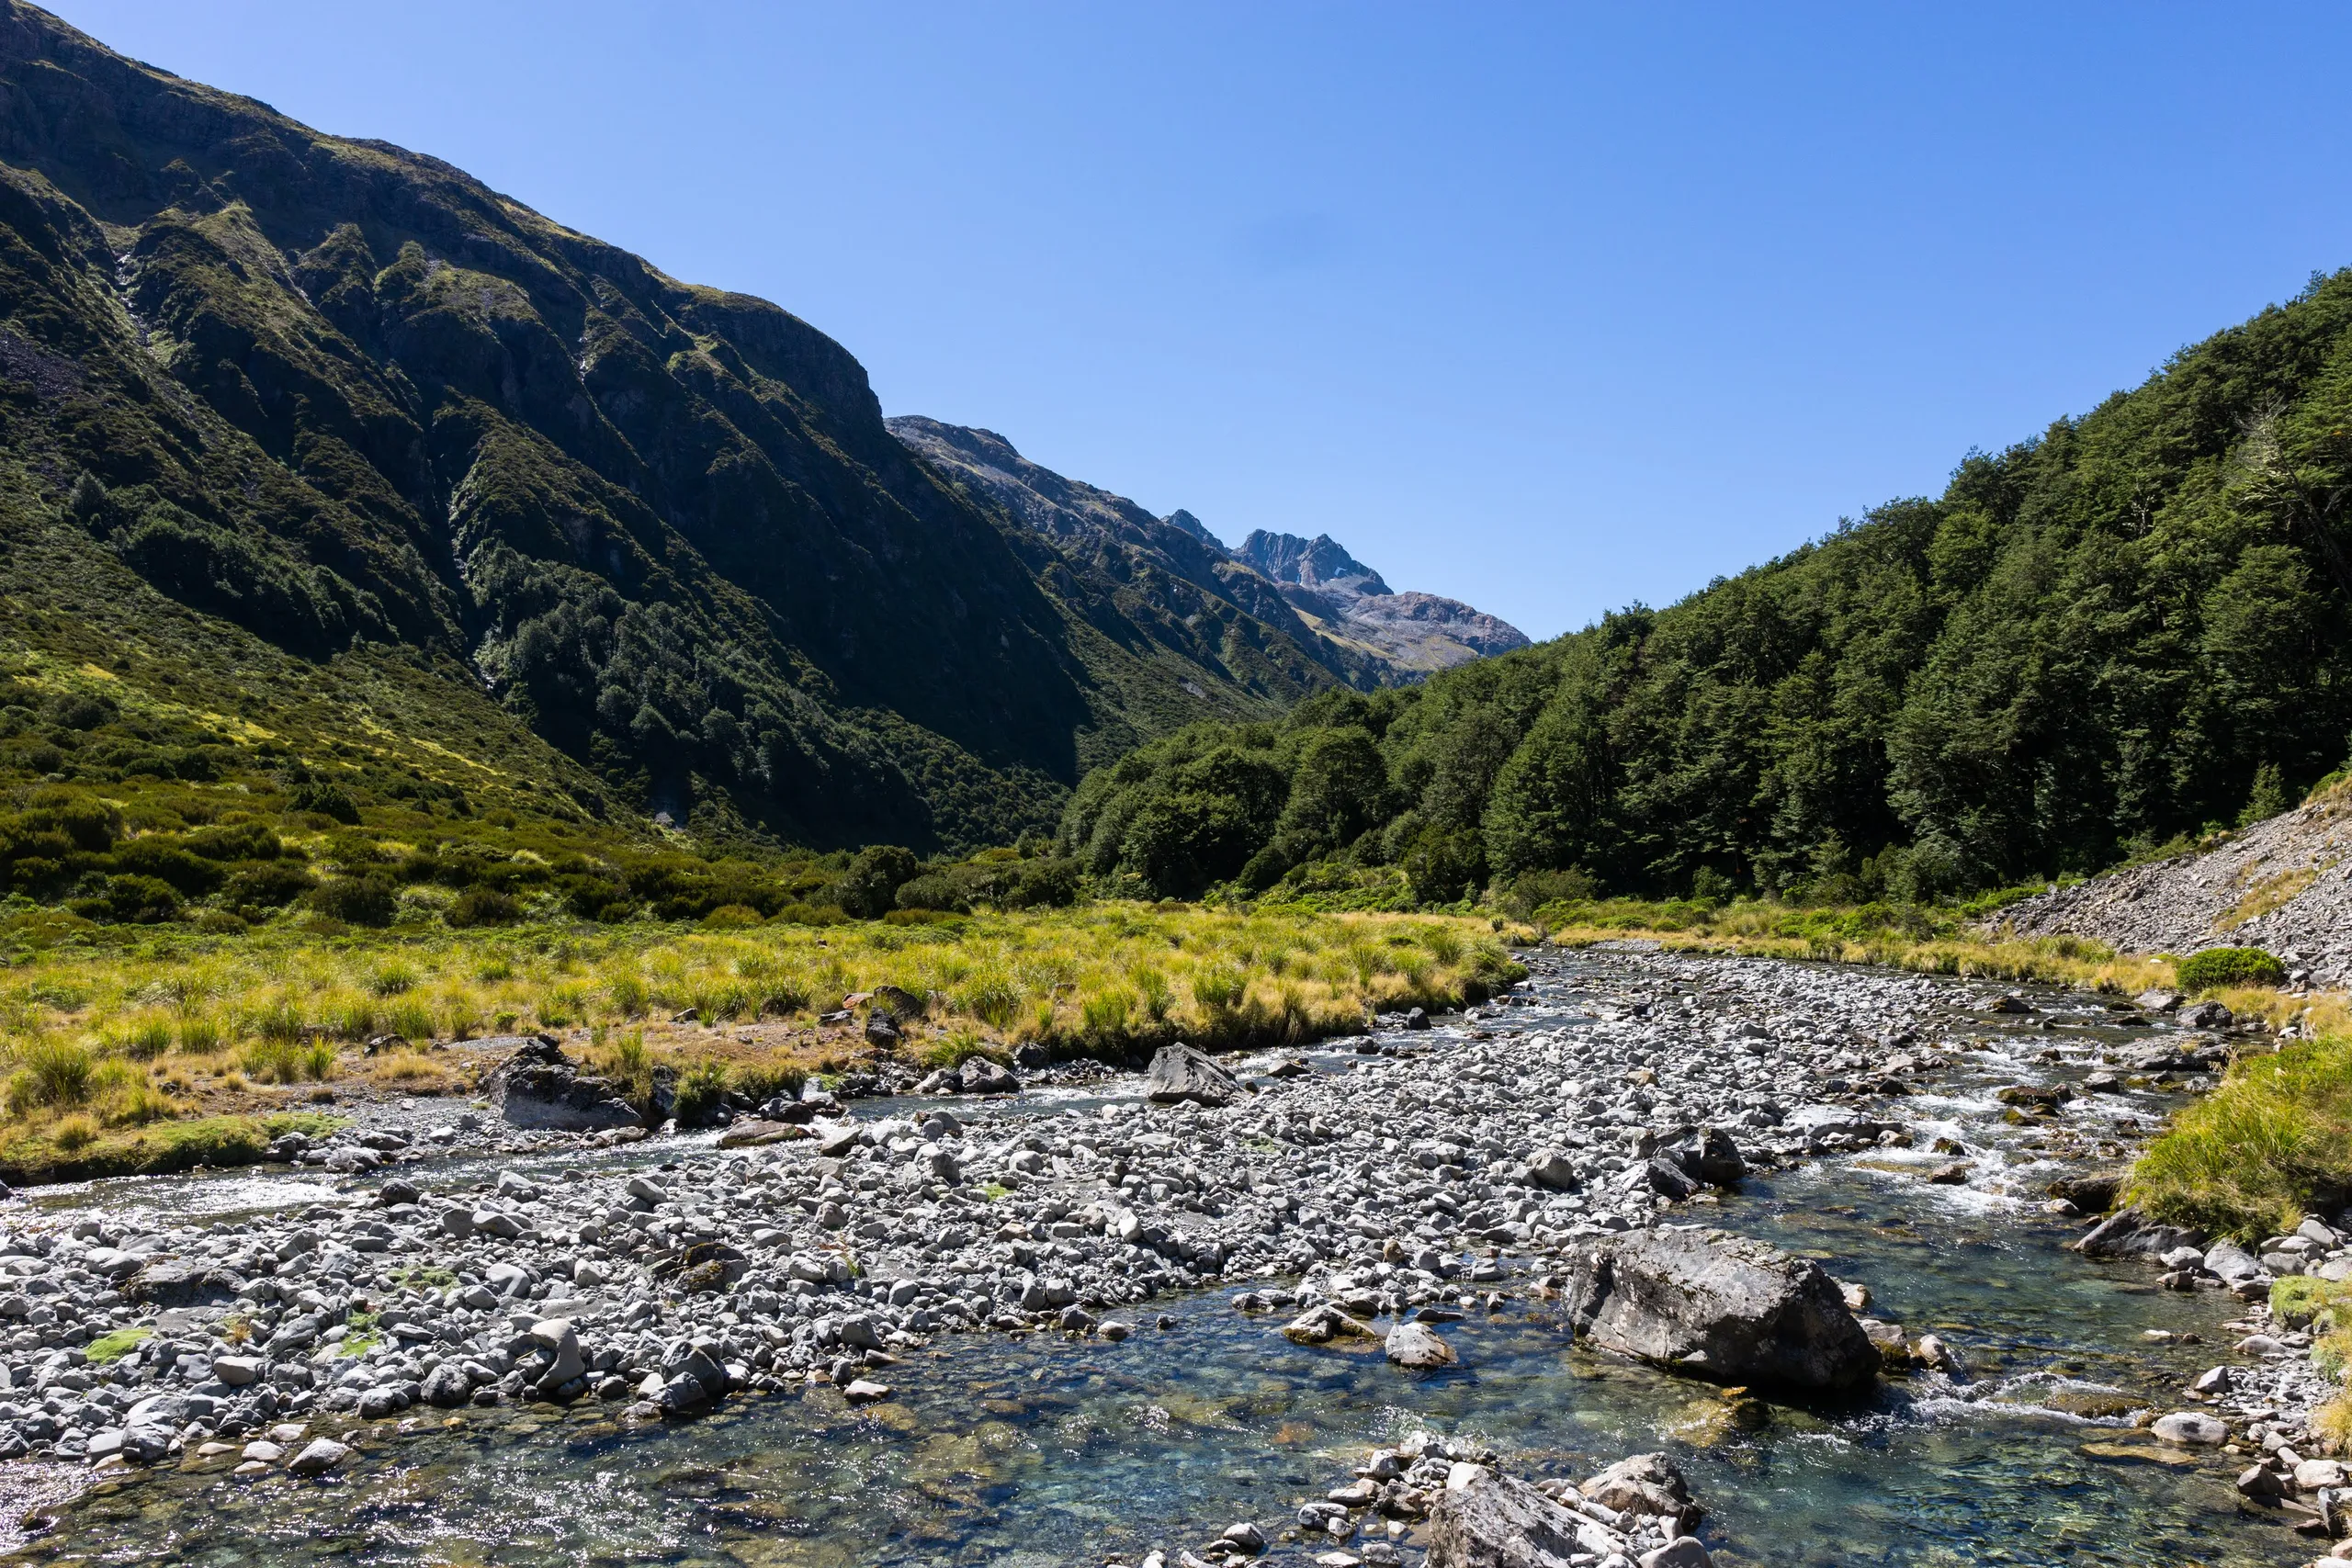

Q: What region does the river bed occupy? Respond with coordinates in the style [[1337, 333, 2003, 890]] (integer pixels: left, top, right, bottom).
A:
[[0, 950, 2302, 1567]]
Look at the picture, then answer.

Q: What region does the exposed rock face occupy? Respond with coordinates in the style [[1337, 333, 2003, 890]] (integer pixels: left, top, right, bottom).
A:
[[1236, 528, 1532, 673], [888, 417, 1529, 683], [885, 416, 1389, 691], [1559, 1227, 1879, 1393], [1991, 782, 2352, 987], [1145, 1043, 1246, 1107], [482, 1036, 640, 1132]]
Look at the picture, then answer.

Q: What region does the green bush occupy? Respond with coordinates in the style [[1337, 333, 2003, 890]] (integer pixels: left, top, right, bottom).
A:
[[447, 888, 523, 928], [734, 1062, 808, 1105], [671, 1059, 730, 1126], [71, 874, 181, 924], [225, 862, 316, 908], [305, 875, 396, 927], [2176, 946, 2287, 994], [287, 781, 361, 824]]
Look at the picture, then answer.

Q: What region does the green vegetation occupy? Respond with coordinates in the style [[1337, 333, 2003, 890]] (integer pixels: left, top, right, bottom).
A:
[[1068, 272, 2352, 907], [0, 5, 1369, 877], [84, 1327, 151, 1364], [2129, 1031, 2352, 1241], [0, 1110, 339, 1188], [0, 902, 1516, 1176], [1527, 895, 2173, 994], [2175, 946, 2289, 994]]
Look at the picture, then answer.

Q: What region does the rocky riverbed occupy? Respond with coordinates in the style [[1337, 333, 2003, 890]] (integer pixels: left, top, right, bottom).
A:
[[0, 945, 2337, 1565]]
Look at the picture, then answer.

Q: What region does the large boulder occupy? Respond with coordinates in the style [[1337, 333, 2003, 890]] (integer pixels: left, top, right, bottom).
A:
[[1146, 1043, 1246, 1107], [482, 1035, 640, 1132], [2071, 1206, 2207, 1260], [1559, 1227, 1879, 1393], [123, 1259, 244, 1308], [1427, 1470, 1621, 1568]]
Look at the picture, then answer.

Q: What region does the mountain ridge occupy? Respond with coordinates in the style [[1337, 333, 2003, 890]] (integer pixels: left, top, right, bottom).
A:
[[886, 416, 1529, 682], [0, 0, 1368, 853]]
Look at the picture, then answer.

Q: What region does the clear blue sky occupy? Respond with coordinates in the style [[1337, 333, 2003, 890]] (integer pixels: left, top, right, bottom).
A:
[[51, 2, 2352, 640]]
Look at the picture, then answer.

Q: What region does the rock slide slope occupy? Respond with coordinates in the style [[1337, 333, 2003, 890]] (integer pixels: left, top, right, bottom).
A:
[[1993, 780, 2352, 987]]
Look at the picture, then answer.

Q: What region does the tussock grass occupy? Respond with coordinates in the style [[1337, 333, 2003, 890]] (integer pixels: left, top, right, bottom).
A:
[[0, 903, 1518, 1167], [2128, 1035, 2352, 1242], [1538, 897, 2174, 994]]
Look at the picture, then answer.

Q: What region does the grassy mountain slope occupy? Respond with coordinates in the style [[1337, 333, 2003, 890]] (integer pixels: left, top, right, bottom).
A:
[[0, 2, 1327, 858], [1065, 271, 2352, 903]]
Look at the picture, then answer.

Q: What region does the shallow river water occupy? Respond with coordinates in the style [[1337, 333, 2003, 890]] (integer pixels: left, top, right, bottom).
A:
[[0, 953, 2298, 1567]]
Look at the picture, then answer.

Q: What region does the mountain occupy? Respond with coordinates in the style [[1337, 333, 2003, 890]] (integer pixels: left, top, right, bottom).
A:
[[0, 1, 1353, 855], [883, 416, 1386, 691], [1233, 528, 1532, 671], [1064, 272, 2352, 904], [887, 417, 1528, 682]]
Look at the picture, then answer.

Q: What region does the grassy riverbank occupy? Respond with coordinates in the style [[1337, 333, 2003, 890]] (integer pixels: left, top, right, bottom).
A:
[[1532, 895, 2176, 993], [0, 903, 1521, 1184]]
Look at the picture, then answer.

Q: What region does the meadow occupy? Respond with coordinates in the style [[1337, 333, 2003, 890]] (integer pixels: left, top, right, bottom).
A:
[[0, 902, 1524, 1183]]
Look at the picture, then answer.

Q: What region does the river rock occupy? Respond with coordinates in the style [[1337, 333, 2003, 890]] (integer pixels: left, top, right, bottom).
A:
[[1526, 1150, 1580, 1191], [716, 1120, 805, 1148], [958, 1057, 1021, 1095], [287, 1437, 351, 1477], [2071, 1207, 2207, 1260], [123, 1259, 244, 1308], [2151, 1411, 2227, 1446], [1581, 1453, 1702, 1530], [482, 1036, 640, 1132], [1427, 1469, 1615, 1567], [1386, 1320, 1458, 1367], [1558, 1227, 1879, 1392], [1146, 1043, 1246, 1107]]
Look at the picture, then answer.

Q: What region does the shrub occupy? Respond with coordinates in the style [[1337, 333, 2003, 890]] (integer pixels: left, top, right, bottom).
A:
[[833, 845, 919, 919], [286, 781, 361, 824], [72, 874, 181, 924], [305, 875, 397, 927], [735, 1062, 808, 1104], [2176, 946, 2287, 994], [447, 888, 523, 928], [702, 904, 763, 929], [225, 862, 316, 908], [671, 1059, 730, 1125]]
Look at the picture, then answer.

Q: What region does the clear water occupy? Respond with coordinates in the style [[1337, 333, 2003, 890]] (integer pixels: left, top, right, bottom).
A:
[[1, 959, 2298, 1567]]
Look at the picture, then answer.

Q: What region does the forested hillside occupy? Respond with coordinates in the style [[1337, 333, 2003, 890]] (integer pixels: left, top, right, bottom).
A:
[[0, 2, 1338, 863], [1065, 271, 2352, 904]]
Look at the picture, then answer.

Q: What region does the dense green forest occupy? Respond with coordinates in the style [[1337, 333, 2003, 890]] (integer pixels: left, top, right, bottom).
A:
[[1063, 271, 2352, 906]]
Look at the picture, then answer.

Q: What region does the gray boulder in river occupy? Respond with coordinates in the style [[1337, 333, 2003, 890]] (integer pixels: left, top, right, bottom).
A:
[[1145, 1042, 1246, 1107], [1427, 1469, 1622, 1567], [2070, 1206, 2207, 1259], [482, 1035, 642, 1131], [1559, 1226, 1879, 1393]]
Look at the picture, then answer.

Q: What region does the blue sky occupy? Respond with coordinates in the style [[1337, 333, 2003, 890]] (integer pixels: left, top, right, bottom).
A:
[[53, 2, 2352, 640]]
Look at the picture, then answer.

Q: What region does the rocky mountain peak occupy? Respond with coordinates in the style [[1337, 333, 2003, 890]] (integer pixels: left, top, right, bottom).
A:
[[1235, 530, 1392, 598]]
